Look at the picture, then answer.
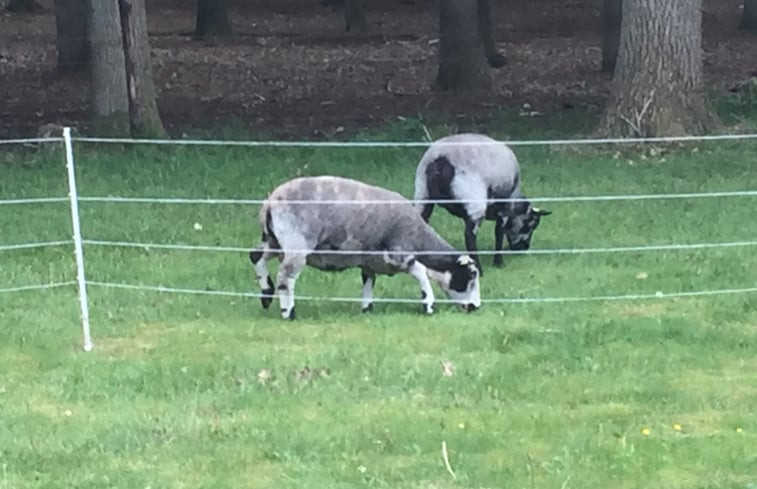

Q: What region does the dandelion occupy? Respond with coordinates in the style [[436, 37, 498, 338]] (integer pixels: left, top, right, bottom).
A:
[[64, 410, 72, 417], [736, 427, 743, 433], [357, 466, 367, 474], [458, 422, 465, 429], [641, 427, 650, 436], [673, 423, 682, 432], [193, 222, 203, 231]]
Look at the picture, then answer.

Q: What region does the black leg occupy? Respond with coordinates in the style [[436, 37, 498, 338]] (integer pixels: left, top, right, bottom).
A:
[[493, 215, 505, 267], [464, 217, 483, 276], [261, 276, 275, 309], [420, 204, 434, 222]]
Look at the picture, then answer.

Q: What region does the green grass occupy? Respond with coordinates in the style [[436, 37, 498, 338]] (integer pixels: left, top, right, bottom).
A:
[[1, 116, 756, 488]]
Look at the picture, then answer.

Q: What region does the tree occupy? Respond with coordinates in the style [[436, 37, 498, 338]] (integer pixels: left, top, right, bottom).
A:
[[436, 0, 493, 92], [598, 0, 718, 137], [5, 0, 41, 12], [118, 0, 167, 137], [740, 0, 757, 30], [601, 0, 621, 73], [344, 0, 367, 32], [88, 0, 130, 135], [478, 0, 506, 68], [54, 0, 90, 72], [194, 0, 232, 40]]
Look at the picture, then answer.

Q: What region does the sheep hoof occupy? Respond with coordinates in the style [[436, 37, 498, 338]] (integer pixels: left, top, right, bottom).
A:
[[362, 304, 373, 313], [261, 295, 273, 309], [422, 303, 434, 315], [281, 307, 296, 320]]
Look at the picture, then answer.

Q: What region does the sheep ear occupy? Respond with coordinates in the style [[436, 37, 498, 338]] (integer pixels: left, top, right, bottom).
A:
[[533, 207, 552, 216], [457, 255, 474, 267]]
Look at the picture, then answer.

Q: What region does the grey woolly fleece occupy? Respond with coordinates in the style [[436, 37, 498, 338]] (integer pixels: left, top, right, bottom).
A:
[[260, 176, 462, 273]]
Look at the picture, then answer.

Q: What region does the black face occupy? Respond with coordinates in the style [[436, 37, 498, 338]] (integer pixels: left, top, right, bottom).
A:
[[449, 261, 478, 292], [504, 203, 551, 251], [443, 255, 481, 312]]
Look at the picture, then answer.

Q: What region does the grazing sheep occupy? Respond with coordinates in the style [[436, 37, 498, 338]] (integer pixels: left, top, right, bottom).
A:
[[413, 133, 551, 273], [249, 176, 481, 320]]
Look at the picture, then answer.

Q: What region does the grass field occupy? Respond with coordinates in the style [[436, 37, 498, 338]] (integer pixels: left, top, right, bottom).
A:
[[1, 114, 756, 488]]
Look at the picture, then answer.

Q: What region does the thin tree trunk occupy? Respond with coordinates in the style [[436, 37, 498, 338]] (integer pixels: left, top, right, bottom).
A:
[[740, 0, 757, 30], [436, 0, 492, 92], [598, 0, 718, 137], [601, 0, 621, 73], [478, 0, 505, 68], [88, 0, 129, 136], [344, 0, 367, 32], [54, 0, 90, 72], [118, 0, 166, 138], [6, 0, 41, 12], [194, 0, 232, 40]]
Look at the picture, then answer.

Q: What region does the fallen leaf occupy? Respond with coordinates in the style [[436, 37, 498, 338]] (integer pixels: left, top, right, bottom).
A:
[[257, 369, 272, 385], [441, 361, 455, 377]]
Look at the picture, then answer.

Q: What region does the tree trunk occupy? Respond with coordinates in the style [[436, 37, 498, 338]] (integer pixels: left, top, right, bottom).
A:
[[740, 0, 757, 30], [478, 0, 506, 68], [601, 0, 621, 73], [118, 0, 166, 138], [436, 0, 492, 92], [88, 0, 129, 136], [598, 0, 718, 137], [194, 0, 232, 40], [6, 0, 41, 12], [344, 0, 367, 32], [54, 0, 90, 72]]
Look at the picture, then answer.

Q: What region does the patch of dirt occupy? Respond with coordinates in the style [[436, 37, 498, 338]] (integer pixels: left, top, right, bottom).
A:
[[0, 0, 754, 138]]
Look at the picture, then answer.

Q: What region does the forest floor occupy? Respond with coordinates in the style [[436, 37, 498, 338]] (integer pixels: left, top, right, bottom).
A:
[[1, 0, 757, 138]]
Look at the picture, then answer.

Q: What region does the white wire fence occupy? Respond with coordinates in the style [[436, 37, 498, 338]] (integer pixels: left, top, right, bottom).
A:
[[73, 131, 757, 146], [76, 190, 757, 205], [87, 281, 757, 304], [1, 129, 756, 352], [82, 238, 757, 255]]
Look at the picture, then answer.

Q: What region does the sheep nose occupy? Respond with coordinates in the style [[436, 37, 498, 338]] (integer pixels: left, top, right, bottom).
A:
[[465, 303, 478, 312]]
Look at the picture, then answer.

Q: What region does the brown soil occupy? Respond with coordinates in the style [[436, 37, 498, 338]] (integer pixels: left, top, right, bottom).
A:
[[0, 0, 754, 138]]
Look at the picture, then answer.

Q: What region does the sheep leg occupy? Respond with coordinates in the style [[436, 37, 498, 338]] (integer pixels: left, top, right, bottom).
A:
[[493, 215, 506, 267], [420, 203, 435, 222], [407, 259, 435, 314], [361, 270, 375, 313], [464, 217, 483, 275], [276, 253, 306, 320], [249, 246, 275, 309]]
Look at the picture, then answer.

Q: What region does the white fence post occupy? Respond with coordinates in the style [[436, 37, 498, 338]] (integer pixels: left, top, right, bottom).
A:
[[63, 127, 93, 352]]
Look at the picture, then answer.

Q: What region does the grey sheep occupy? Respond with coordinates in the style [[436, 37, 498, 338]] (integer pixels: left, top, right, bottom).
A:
[[413, 133, 551, 273], [249, 176, 481, 319]]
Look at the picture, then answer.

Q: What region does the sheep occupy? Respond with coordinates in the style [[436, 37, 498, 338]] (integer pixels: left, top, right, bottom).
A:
[[248, 176, 481, 320], [413, 133, 551, 274]]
